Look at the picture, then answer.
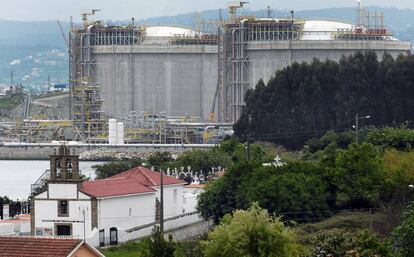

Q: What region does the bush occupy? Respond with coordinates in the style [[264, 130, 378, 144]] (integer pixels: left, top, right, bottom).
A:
[[240, 163, 331, 221], [393, 203, 414, 257], [334, 143, 384, 208], [203, 203, 301, 257], [304, 229, 393, 257]]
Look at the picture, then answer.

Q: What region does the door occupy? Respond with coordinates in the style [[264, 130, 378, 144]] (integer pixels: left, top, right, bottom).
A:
[[56, 224, 72, 236]]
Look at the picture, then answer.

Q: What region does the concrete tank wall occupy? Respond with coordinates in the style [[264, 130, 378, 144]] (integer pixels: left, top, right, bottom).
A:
[[93, 45, 218, 120], [246, 40, 411, 87], [91, 40, 410, 121]]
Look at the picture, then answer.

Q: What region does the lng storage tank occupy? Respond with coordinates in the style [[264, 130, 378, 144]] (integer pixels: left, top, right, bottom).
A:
[[69, 5, 411, 140]]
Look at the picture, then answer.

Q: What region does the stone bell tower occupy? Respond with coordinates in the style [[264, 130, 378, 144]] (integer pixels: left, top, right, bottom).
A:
[[49, 145, 81, 182]]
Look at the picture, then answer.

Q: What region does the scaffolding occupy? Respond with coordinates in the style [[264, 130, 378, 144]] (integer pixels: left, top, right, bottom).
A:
[[335, 6, 391, 40], [72, 80, 105, 141], [70, 14, 146, 141], [169, 34, 218, 45], [217, 17, 304, 123]]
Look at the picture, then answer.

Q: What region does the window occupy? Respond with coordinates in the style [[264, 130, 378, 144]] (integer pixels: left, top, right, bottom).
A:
[[57, 200, 69, 217], [55, 224, 72, 236]]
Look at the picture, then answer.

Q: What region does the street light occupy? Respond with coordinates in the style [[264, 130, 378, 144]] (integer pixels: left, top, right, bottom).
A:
[[354, 114, 371, 144]]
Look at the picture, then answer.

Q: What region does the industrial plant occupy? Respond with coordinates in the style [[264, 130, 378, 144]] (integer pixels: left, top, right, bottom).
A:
[[1, 2, 411, 144]]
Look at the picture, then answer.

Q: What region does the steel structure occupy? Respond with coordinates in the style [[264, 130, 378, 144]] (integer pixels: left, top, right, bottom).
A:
[[67, 6, 410, 131], [218, 17, 304, 122], [70, 15, 146, 141], [216, 3, 405, 123]]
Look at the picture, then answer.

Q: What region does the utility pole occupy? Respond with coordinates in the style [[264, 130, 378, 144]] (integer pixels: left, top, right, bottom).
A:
[[355, 114, 370, 144], [247, 114, 252, 160], [160, 168, 164, 233], [82, 209, 86, 241], [355, 113, 359, 144]]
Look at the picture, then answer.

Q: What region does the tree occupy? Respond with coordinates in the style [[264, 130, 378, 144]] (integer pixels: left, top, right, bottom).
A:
[[305, 229, 393, 257], [147, 152, 174, 169], [146, 226, 176, 257], [240, 163, 331, 221], [174, 148, 231, 177], [197, 161, 258, 222], [334, 143, 384, 208], [93, 158, 142, 179], [234, 52, 414, 149], [203, 203, 300, 257], [366, 126, 414, 151], [393, 202, 414, 257]]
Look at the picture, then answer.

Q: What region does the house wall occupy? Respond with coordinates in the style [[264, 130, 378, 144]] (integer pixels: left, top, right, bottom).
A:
[[153, 184, 185, 218], [34, 183, 92, 238], [182, 187, 203, 213], [97, 192, 156, 241], [70, 245, 100, 257]]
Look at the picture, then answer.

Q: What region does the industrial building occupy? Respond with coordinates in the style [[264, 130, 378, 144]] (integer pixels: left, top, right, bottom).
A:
[[69, 3, 411, 141]]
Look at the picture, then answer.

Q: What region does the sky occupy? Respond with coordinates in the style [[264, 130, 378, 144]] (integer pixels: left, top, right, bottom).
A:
[[0, 0, 413, 21]]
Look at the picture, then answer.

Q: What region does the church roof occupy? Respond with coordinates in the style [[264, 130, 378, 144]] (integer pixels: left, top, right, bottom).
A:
[[80, 166, 185, 198]]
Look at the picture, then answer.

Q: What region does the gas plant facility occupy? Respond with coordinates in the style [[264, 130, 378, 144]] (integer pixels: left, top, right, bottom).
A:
[[10, 2, 410, 144]]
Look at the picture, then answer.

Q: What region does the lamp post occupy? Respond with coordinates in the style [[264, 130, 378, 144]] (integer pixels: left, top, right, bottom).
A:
[[160, 168, 164, 233], [355, 114, 370, 144]]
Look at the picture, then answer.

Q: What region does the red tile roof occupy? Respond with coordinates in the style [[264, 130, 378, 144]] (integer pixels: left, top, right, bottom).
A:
[[0, 214, 31, 224], [80, 166, 185, 198], [0, 237, 81, 257]]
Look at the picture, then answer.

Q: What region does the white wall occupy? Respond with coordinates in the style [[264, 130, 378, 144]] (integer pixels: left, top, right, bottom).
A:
[[48, 184, 78, 199], [183, 187, 203, 213], [0, 223, 13, 236], [34, 199, 92, 238], [98, 192, 156, 240], [153, 185, 185, 218]]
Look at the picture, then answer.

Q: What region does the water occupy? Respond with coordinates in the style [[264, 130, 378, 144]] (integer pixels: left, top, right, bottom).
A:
[[0, 160, 104, 200]]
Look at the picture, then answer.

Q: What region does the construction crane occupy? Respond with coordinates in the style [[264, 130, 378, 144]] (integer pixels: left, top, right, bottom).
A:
[[228, 1, 248, 20], [56, 21, 69, 49], [81, 9, 100, 27]]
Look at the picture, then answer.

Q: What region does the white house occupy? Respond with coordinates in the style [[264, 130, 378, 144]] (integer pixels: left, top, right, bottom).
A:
[[31, 145, 197, 246]]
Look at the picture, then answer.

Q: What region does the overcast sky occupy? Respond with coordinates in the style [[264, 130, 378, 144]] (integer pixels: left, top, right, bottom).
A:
[[1, 0, 413, 21]]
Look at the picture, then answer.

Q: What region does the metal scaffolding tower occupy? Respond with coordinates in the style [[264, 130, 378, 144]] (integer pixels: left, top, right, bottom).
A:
[[70, 11, 106, 142]]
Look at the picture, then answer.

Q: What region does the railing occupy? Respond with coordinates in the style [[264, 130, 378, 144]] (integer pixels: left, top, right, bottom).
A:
[[125, 211, 199, 233], [31, 170, 50, 195]]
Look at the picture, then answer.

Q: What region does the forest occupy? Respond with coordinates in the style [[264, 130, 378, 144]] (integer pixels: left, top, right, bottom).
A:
[[234, 52, 414, 149]]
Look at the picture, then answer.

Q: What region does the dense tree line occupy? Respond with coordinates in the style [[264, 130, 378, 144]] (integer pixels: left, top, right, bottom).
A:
[[93, 138, 272, 180], [234, 52, 414, 149]]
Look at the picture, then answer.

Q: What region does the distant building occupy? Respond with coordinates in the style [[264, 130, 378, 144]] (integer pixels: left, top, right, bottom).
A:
[[0, 214, 31, 236], [30, 145, 199, 246], [0, 237, 104, 257], [0, 84, 24, 97], [49, 84, 68, 93]]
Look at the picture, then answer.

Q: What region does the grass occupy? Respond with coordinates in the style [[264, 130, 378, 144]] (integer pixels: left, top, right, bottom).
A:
[[0, 94, 24, 109], [101, 211, 387, 256], [34, 91, 68, 99], [100, 240, 150, 257]]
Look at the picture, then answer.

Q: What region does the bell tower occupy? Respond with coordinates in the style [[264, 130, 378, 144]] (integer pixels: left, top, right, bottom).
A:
[[49, 145, 81, 182]]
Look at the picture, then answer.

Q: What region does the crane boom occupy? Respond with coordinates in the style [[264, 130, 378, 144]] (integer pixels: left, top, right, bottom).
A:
[[57, 20, 69, 49]]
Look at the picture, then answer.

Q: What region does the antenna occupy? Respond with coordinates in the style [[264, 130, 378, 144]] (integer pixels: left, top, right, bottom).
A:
[[356, 0, 362, 27]]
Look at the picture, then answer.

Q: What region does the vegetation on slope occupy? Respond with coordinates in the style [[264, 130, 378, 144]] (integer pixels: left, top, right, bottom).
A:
[[234, 52, 414, 149]]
